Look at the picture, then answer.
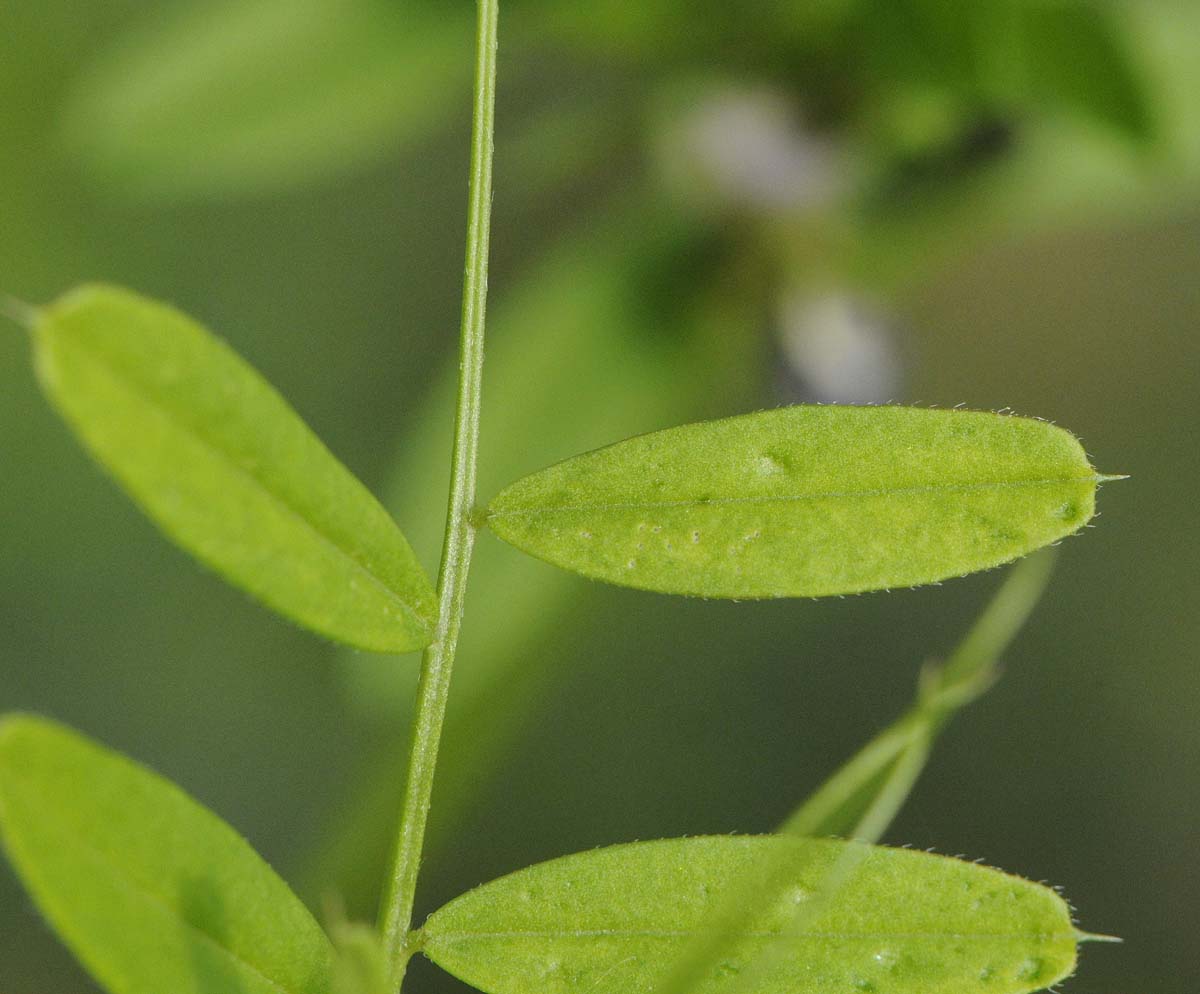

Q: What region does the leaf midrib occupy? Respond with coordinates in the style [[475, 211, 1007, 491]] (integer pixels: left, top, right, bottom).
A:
[[51, 326, 428, 639], [489, 475, 1099, 520], [428, 927, 1072, 942], [1, 774, 319, 994]]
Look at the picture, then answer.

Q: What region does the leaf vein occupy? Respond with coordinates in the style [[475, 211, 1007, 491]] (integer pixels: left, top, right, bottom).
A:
[[489, 476, 1100, 520], [430, 928, 1074, 941]]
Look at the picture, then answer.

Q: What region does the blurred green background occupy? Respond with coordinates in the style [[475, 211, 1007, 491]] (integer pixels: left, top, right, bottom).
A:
[[1, 1, 1197, 992]]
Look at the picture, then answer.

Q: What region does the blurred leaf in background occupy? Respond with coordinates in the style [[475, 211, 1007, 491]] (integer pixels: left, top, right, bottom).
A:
[[61, 0, 474, 199]]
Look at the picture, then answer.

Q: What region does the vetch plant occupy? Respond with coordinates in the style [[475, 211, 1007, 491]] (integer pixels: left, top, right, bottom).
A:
[[0, 4, 1124, 994]]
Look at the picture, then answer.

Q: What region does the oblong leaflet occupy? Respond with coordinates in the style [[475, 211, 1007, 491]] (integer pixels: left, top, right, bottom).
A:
[[422, 835, 1079, 994], [33, 284, 436, 652], [486, 406, 1106, 598], [0, 715, 334, 994]]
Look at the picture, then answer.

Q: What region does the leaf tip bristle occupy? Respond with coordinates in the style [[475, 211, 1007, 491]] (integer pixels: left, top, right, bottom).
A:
[[0, 712, 39, 761], [1074, 928, 1122, 944], [0, 293, 40, 330], [1096, 473, 1129, 483], [0, 711, 30, 737]]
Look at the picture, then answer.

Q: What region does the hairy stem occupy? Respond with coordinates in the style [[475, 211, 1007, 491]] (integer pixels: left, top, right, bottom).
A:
[[377, 0, 499, 984]]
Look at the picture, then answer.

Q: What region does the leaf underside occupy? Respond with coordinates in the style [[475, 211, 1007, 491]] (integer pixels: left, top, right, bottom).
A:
[[487, 405, 1103, 598], [0, 715, 334, 994], [421, 836, 1078, 994], [33, 284, 436, 653]]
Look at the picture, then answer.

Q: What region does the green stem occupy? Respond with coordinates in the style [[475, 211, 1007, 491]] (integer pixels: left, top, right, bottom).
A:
[[377, 0, 499, 985]]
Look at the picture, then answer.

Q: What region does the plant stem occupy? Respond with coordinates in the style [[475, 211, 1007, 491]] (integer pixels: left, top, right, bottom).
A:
[[377, 0, 499, 985]]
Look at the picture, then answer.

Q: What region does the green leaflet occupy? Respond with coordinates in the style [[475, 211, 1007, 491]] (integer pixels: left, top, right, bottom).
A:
[[485, 405, 1108, 599], [31, 284, 436, 653], [420, 836, 1079, 994], [61, 0, 471, 199], [0, 715, 333, 994]]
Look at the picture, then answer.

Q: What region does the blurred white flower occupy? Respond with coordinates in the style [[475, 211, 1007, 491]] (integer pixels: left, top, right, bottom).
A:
[[777, 290, 904, 405]]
